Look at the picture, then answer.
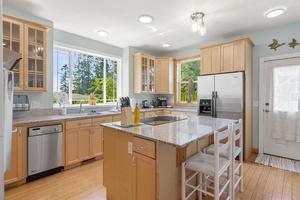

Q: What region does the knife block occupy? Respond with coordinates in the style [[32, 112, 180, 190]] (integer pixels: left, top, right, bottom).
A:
[[121, 107, 134, 126]]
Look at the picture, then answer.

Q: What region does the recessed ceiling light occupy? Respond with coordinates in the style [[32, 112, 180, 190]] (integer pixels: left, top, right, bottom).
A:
[[138, 15, 154, 24], [96, 29, 109, 36], [266, 9, 285, 18], [161, 42, 171, 48]]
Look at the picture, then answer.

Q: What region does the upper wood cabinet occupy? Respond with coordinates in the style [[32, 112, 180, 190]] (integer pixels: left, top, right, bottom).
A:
[[200, 37, 254, 75], [133, 53, 156, 94], [155, 57, 174, 94], [3, 15, 47, 92], [133, 53, 174, 94]]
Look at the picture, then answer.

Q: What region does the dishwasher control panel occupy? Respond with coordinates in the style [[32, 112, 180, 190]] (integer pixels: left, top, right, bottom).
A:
[[28, 124, 63, 137]]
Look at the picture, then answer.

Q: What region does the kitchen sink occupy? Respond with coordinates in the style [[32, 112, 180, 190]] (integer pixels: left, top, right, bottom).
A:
[[140, 115, 187, 126]]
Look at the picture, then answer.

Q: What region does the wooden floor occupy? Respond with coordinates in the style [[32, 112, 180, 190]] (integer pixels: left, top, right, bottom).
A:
[[5, 154, 300, 200]]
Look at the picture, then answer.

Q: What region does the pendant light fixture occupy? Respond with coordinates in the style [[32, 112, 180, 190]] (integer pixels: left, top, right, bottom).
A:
[[190, 12, 206, 36]]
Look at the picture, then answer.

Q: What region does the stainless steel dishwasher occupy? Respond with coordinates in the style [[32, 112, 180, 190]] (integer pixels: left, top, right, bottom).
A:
[[27, 124, 63, 182]]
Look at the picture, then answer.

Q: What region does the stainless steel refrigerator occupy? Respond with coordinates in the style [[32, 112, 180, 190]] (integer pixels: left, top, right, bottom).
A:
[[197, 72, 244, 120]]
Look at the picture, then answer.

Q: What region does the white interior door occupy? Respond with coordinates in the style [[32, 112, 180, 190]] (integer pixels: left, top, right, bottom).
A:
[[259, 54, 300, 160]]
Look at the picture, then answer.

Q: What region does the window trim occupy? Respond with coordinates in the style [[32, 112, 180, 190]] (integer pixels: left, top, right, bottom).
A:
[[53, 43, 122, 106], [174, 55, 200, 107]]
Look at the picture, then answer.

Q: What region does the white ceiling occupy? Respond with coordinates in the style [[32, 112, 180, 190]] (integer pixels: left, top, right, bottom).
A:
[[3, 0, 300, 54]]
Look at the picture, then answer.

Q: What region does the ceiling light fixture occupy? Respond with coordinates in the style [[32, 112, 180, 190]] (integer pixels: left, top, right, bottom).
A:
[[190, 12, 206, 36], [161, 42, 171, 48], [266, 8, 285, 18], [96, 29, 109, 36], [138, 15, 154, 24]]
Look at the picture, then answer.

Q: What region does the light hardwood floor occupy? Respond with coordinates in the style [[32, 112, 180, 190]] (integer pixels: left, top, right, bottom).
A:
[[5, 154, 300, 200]]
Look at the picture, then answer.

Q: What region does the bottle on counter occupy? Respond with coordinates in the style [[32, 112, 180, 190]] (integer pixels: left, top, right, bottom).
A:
[[134, 103, 140, 125]]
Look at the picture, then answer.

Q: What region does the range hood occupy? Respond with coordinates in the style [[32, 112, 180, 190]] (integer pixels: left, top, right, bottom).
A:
[[3, 48, 22, 71]]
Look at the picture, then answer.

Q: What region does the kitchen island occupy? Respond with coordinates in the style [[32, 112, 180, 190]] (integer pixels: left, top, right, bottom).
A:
[[101, 115, 236, 200]]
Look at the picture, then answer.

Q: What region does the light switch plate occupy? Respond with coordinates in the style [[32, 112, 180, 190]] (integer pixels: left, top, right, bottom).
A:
[[128, 142, 133, 154]]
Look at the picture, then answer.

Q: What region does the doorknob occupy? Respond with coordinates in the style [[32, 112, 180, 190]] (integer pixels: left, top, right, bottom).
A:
[[265, 109, 269, 113], [265, 103, 269, 106]]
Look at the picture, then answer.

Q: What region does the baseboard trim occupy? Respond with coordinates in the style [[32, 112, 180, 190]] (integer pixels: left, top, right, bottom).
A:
[[252, 148, 259, 153]]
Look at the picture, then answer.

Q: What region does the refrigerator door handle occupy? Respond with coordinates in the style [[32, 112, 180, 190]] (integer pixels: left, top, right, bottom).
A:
[[214, 91, 217, 117], [211, 91, 215, 117]]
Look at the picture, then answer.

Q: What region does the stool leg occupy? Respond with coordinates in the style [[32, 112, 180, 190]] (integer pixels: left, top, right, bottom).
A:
[[240, 152, 244, 192], [199, 173, 203, 200], [181, 162, 186, 200]]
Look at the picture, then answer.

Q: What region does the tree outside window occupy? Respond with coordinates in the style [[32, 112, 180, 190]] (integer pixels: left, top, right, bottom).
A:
[[53, 48, 119, 106], [177, 59, 200, 104]]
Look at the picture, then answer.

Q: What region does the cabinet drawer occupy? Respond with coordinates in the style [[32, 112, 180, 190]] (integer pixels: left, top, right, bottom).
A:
[[133, 137, 156, 159], [144, 111, 156, 118], [112, 114, 121, 122], [92, 116, 112, 126], [66, 119, 92, 130]]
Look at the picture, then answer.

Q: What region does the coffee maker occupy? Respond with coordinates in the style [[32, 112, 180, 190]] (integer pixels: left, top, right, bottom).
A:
[[157, 97, 167, 107]]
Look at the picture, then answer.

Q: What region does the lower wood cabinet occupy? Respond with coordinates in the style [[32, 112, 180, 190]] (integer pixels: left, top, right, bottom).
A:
[[65, 116, 112, 166], [133, 152, 156, 200], [171, 110, 197, 116], [4, 127, 25, 185], [133, 136, 156, 200]]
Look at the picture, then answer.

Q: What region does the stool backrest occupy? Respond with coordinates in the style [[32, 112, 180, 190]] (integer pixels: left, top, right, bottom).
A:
[[233, 119, 243, 149], [214, 124, 233, 173]]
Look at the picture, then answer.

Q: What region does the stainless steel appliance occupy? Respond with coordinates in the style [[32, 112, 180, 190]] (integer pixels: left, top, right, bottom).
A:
[[142, 100, 149, 108], [2, 48, 22, 173], [157, 97, 167, 107], [27, 124, 63, 182], [197, 72, 243, 120]]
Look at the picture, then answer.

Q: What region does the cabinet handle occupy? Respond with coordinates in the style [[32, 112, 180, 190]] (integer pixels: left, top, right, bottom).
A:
[[132, 157, 136, 166], [77, 122, 91, 126], [140, 145, 147, 149]]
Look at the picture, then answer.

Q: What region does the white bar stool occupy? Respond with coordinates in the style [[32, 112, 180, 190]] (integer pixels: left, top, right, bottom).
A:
[[181, 125, 233, 200], [204, 119, 243, 199]]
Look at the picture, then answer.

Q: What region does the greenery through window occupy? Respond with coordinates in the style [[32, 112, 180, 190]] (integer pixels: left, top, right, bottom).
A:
[[53, 48, 119, 106], [177, 59, 200, 103]]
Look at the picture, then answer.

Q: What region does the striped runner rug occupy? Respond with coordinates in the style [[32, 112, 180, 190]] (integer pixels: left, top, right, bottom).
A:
[[255, 154, 300, 173]]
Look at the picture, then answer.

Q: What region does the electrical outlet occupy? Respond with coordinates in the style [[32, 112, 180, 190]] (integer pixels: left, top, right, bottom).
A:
[[30, 101, 40, 108], [128, 142, 133, 154]]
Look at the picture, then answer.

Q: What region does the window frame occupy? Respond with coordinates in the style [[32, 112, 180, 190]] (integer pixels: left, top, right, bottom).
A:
[[174, 55, 201, 107], [53, 43, 122, 107]]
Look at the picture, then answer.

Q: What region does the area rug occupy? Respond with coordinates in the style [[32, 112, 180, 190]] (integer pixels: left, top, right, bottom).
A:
[[255, 154, 300, 173]]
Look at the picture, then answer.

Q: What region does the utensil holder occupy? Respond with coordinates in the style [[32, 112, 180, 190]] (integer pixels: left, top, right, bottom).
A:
[[121, 107, 134, 126]]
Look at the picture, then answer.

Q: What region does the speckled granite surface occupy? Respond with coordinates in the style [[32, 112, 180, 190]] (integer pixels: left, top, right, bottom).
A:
[[101, 115, 236, 147], [12, 107, 197, 126]]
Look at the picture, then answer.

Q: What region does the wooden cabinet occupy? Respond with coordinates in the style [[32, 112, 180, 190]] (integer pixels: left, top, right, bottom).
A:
[[4, 127, 27, 185], [201, 45, 221, 75], [91, 116, 112, 157], [134, 53, 174, 94], [155, 57, 174, 94], [133, 137, 156, 200], [3, 17, 24, 91], [144, 111, 156, 118], [155, 110, 171, 116], [65, 116, 112, 165], [24, 24, 46, 91], [133, 53, 156, 94], [171, 110, 197, 116], [3, 15, 47, 91], [200, 37, 254, 75]]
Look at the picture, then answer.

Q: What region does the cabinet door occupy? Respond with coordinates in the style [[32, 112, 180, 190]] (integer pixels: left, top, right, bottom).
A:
[[3, 17, 24, 91], [148, 56, 155, 93], [24, 24, 46, 91], [65, 130, 80, 165], [90, 127, 103, 157], [78, 129, 91, 161], [221, 41, 245, 72], [4, 128, 22, 185], [133, 152, 156, 200], [155, 58, 172, 94], [201, 46, 221, 75], [144, 111, 156, 118]]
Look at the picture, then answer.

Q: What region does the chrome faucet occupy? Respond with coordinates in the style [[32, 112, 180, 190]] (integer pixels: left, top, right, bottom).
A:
[[79, 101, 84, 113]]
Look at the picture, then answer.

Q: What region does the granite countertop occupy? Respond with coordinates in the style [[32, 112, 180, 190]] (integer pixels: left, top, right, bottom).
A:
[[13, 107, 197, 126], [101, 115, 236, 148]]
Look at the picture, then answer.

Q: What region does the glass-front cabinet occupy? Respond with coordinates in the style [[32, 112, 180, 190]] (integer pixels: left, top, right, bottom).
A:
[[3, 17, 24, 91], [133, 53, 155, 94], [3, 15, 47, 92], [25, 25, 46, 91]]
